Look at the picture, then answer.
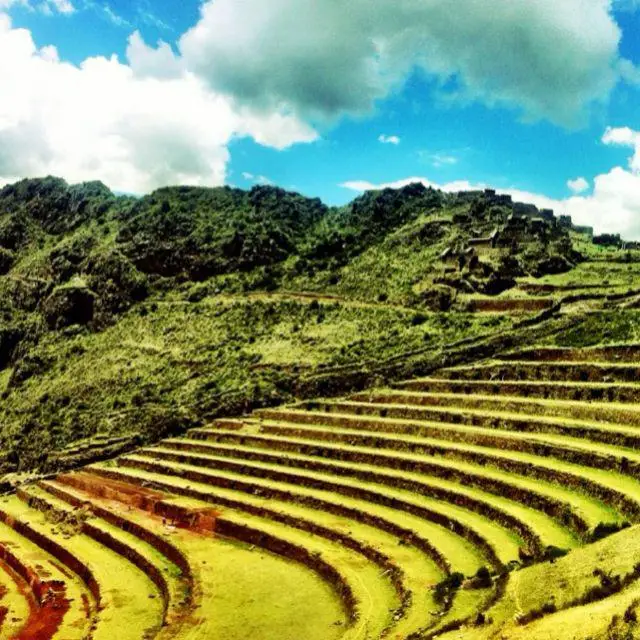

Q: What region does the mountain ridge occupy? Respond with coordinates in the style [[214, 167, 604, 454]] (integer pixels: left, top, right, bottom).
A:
[[0, 174, 626, 480]]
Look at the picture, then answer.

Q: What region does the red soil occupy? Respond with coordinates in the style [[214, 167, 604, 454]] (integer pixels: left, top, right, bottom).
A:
[[0, 553, 70, 640], [0, 605, 8, 633], [58, 471, 219, 534]]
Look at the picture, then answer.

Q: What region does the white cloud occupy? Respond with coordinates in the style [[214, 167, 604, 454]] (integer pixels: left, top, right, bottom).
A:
[[126, 31, 183, 79], [241, 172, 273, 185], [0, 17, 317, 194], [341, 176, 485, 194], [341, 127, 640, 240], [101, 4, 129, 27], [378, 134, 400, 145], [0, 0, 74, 13], [567, 177, 590, 194], [136, 0, 171, 32], [431, 153, 458, 168], [77, 0, 133, 28], [618, 58, 640, 85], [47, 0, 73, 13], [603, 125, 640, 171], [180, 0, 629, 126]]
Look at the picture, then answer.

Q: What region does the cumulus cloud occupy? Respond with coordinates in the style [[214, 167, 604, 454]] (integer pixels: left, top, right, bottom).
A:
[[378, 134, 400, 145], [567, 177, 590, 194], [180, 0, 629, 126], [341, 127, 640, 240], [126, 30, 184, 79], [0, 17, 317, 193], [603, 125, 640, 171]]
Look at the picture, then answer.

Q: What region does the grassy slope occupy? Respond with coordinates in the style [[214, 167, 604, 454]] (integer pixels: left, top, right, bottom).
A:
[[4, 179, 640, 638], [444, 525, 640, 640], [0, 292, 513, 472], [0, 178, 529, 476], [0, 174, 637, 484]]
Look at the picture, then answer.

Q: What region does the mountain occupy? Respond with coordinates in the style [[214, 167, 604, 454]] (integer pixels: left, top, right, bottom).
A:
[[0, 175, 618, 477]]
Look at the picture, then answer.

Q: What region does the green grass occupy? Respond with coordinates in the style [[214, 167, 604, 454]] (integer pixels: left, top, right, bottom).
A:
[[439, 359, 640, 383], [0, 291, 515, 473], [322, 397, 640, 465], [528, 260, 640, 288], [155, 439, 492, 575], [0, 519, 77, 638], [281, 215, 451, 305], [45, 478, 348, 640], [138, 444, 480, 593], [22, 483, 190, 632], [126, 439, 532, 563], [91, 462, 399, 640], [251, 415, 621, 527], [375, 389, 640, 425], [446, 525, 640, 640], [550, 310, 640, 347], [141, 461, 443, 639], [190, 531, 348, 640], [0, 494, 165, 640]]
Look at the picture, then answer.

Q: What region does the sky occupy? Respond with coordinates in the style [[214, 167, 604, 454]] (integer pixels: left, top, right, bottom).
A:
[[1, 1, 640, 237]]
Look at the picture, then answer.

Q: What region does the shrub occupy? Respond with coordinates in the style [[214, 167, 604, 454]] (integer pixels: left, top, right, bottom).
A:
[[411, 313, 428, 326], [624, 605, 637, 625], [517, 600, 557, 625], [0, 247, 14, 275], [590, 521, 631, 543], [474, 566, 492, 588], [433, 572, 465, 607], [544, 546, 569, 563]]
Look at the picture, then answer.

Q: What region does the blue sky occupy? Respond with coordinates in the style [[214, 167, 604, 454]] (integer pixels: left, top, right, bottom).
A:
[[1, 0, 640, 236]]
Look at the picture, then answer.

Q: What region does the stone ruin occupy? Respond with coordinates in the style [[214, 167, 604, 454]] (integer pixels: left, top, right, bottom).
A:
[[439, 189, 577, 274]]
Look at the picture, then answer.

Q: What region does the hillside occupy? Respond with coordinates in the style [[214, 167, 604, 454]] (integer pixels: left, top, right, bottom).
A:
[[3, 176, 640, 638], [0, 176, 590, 478]]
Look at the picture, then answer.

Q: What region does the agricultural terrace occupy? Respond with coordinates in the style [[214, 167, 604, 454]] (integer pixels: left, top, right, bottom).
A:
[[2, 181, 640, 638], [1, 340, 640, 638]]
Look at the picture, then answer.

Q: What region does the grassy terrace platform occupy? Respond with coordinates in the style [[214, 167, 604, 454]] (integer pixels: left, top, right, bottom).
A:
[[5, 344, 640, 638], [223, 419, 622, 528], [163, 431, 577, 553], [0, 547, 31, 640], [83, 463, 396, 639], [398, 377, 640, 403], [47, 475, 347, 640], [0, 494, 165, 640], [438, 360, 640, 383], [0, 518, 91, 639]]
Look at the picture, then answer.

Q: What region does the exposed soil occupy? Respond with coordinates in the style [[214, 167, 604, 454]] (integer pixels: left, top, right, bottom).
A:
[[0, 554, 70, 640], [59, 471, 219, 534]]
